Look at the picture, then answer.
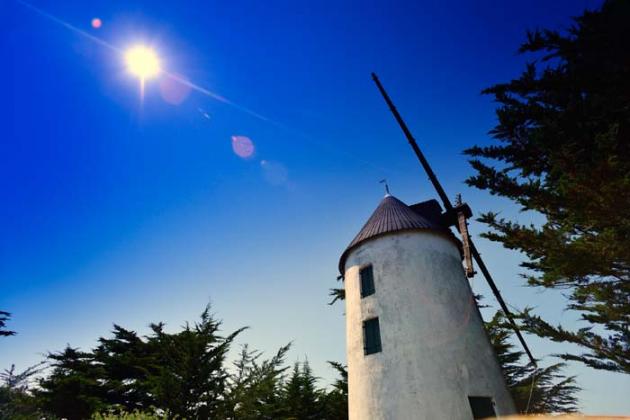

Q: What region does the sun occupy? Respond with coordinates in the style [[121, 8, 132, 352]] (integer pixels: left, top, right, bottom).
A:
[[125, 46, 160, 79]]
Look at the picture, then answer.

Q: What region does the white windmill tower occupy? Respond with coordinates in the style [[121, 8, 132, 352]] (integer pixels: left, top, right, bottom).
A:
[[335, 74, 537, 419], [339, 193, 516, 419]]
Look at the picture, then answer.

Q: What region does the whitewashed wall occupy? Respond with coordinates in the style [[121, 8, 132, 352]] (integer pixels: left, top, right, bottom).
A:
[[343, 231, 516, 420]]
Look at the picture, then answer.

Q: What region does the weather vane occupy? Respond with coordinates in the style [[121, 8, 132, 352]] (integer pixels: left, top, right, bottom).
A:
[[379, 179, 391, 195]]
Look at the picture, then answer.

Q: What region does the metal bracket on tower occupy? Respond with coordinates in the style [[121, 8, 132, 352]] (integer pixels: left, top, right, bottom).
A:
[[442, 194, 475, 277], [453, 194, 476, 278]]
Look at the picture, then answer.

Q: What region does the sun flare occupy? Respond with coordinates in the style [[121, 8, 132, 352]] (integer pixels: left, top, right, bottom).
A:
[[125, 46, 160, 79]]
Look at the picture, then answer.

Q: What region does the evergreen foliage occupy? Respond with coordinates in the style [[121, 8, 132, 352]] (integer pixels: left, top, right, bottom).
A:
[[223, 343, 291, 419], [465, 0, 630, 373], [93, 325, 158, 411], [3, 305, 348, 419], [280, 361, 322, 419], [328, 288, 345, 306], [0, 363, 46, 419], [36, 346, 107, 419], [485, 311, 580, 413], [92, 409, 165, 420], [319, 362, 348, 420], [145, 308, 245, 419], [0, 311, 15, 337]]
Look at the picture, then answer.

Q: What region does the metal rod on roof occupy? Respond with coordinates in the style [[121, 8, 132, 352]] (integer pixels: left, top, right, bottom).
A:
[[371, 72, 537, 366]]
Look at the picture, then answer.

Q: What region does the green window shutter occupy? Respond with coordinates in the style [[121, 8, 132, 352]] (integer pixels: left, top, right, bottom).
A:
[[363, 317, 382, 355], [360, 265, 375, 297]]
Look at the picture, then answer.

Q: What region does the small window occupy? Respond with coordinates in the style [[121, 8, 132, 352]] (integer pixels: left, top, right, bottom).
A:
[[363, 317, 382, 355], [360, 265, 375, 297], [468, 396, 496, 419]]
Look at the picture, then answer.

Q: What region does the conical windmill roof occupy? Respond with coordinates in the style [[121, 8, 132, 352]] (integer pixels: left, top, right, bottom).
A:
[[338, 195, 454, 274]]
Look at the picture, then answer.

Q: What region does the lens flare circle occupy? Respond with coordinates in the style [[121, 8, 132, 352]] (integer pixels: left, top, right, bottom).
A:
[[231, 136, 255, 159], [260, 160, 288, 186], [125, 46, 160, 79], [159, 74, 191, 105], [91, 18, 102, 29]]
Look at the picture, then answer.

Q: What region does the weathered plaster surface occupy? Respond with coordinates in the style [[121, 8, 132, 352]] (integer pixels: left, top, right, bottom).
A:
[[344, 231, 516, 420]]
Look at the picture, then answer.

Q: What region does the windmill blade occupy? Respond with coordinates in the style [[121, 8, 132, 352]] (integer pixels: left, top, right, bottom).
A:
[[371, 72, 537, 366]]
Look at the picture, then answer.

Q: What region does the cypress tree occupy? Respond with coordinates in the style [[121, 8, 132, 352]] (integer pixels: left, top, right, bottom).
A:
[[465, 0, 630, 373]]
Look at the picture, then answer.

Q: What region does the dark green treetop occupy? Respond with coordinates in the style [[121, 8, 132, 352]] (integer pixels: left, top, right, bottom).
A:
[[0, 311, 15, 337], [485, 311, 580, 413], [465, 0, 630, 373]]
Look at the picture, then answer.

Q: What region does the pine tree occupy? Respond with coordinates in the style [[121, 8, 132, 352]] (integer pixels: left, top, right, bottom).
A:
[[0, 311, 15, 337], [465, 0, 630, 373], [224, 344, 291, 420], [36, 347, 107, 420], [280, 361, 323, 420], [485, 311, 580, 413], [0, 363, 46, 419], [6, 303, 350, 419], [319, 362, 348, 420], [34, 305, 245, 419], [92, 325, 158, 411], [145, 306, 245, 419]]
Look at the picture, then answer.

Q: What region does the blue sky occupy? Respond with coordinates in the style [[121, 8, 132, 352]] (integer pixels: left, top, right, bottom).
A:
[[1, 0, 628, 414]]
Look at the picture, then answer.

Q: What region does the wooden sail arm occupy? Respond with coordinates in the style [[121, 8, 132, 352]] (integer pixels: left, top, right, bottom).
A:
[[372, 72, 537, 366]]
